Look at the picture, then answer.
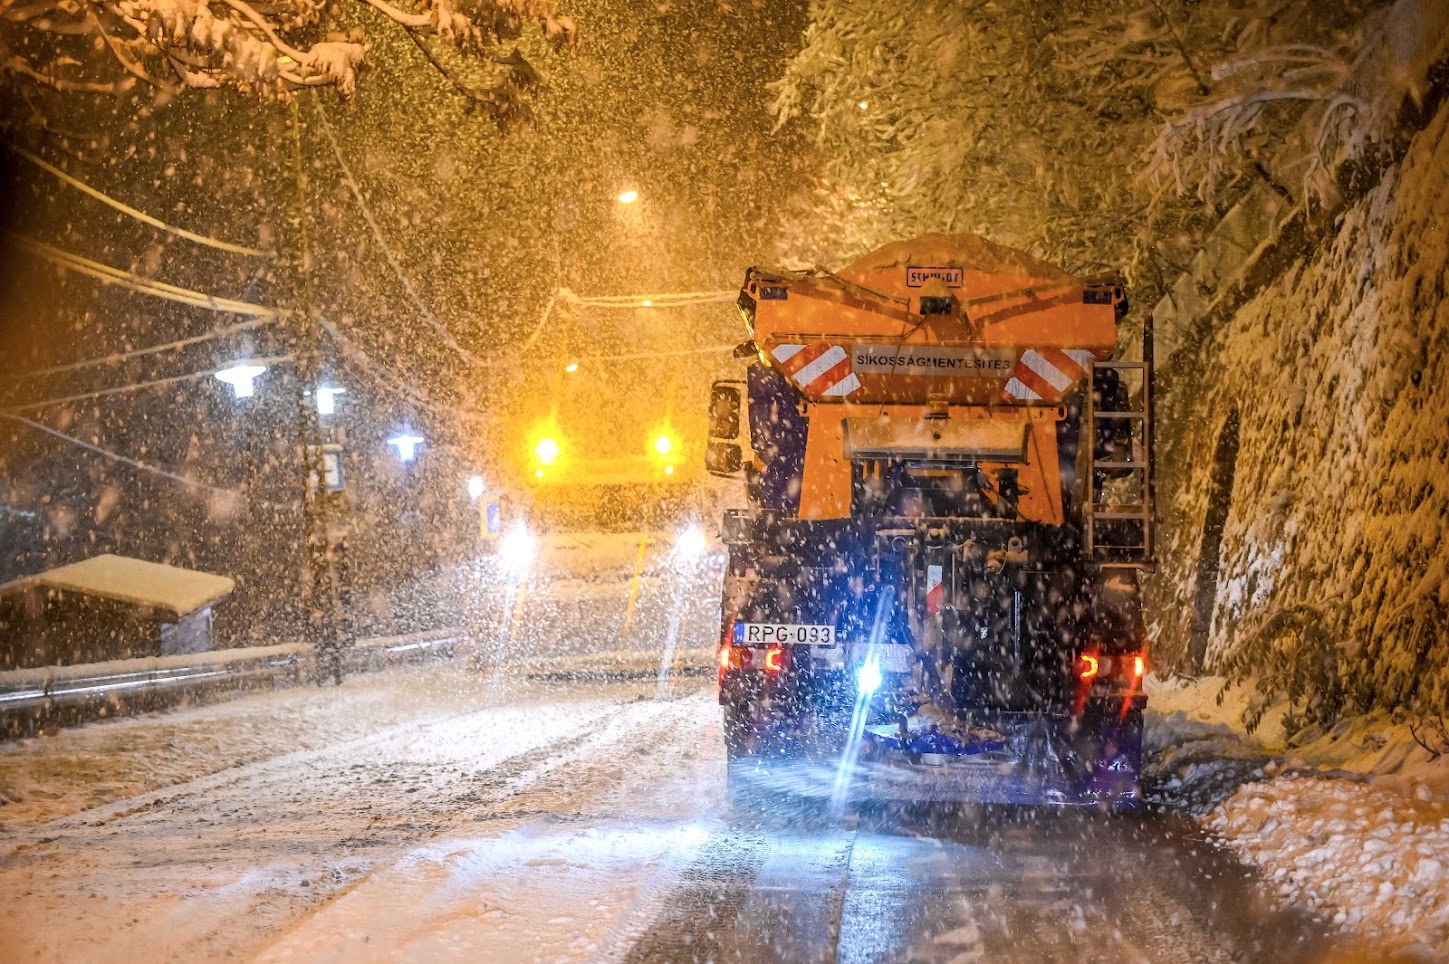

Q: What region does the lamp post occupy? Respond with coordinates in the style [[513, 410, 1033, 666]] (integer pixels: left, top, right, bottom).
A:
[[287, 97, 348, 686], [387, 429, 425, 463], [215, 363, 267, 399]]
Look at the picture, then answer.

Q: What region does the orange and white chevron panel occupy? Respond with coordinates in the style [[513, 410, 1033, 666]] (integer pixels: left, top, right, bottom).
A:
[[1003, 348, 1095, 402], [771, 343, 862, 398]]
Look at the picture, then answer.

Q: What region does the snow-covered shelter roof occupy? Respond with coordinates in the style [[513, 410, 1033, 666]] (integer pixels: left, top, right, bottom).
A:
[[4, 555, 234, 619]]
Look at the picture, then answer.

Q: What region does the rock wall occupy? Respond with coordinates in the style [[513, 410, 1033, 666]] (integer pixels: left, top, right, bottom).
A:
[[1149, 100, 1449, 718]]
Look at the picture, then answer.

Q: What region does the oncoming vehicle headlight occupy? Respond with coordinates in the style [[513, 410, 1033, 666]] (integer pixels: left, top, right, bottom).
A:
[[674, 523, 707, 560], [499, 522, 536, 570]]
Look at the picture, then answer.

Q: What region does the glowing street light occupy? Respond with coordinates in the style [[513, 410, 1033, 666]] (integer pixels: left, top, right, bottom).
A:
[[315, 386, 346, 415], [653, 433, 673, 456], [617, 189, 639, 204], [215, 363, 266, 399], [564, 362, 579, 373], [535, 437, 560, 465], [387, 428, 425, 462], [466, 475, 485, 500]]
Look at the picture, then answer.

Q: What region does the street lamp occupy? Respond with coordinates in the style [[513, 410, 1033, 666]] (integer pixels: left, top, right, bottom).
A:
[[215, 362, 266, 399], [466, 475, 485, 500], [387, 428, 425, 462], [535, 437, 560, 466], [617, 189, 639, 204], [315, 386, 346, 415]]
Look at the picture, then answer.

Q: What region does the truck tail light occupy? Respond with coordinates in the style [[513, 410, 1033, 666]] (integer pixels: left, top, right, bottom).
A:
[[764, 645, 787, 674], [1077, 654, 1099, 679], [1133, 654, 1146, 679]]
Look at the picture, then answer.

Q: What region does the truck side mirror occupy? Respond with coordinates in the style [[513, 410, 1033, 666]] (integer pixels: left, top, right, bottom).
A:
[[709, 383, 741, 440], [706, 441, 743, 476]]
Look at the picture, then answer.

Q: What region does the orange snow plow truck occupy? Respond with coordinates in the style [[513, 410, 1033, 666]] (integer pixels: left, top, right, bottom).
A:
[[706, 234, 1154, 808]]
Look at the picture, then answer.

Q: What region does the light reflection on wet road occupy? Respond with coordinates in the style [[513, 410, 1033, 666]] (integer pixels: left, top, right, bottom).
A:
[[626, 804, 1340, 964]]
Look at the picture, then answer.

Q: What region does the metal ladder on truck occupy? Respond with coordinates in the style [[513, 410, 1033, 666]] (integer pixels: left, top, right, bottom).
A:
[[1084, 316, 1155, 567]]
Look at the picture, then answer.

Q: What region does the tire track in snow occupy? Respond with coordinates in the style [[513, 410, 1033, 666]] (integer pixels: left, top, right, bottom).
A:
[[0, 685, 708, 962], [0, 690, 619, 856]]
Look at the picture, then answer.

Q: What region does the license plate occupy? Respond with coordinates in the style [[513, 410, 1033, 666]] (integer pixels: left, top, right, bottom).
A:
[[732, 622, 835, 646]]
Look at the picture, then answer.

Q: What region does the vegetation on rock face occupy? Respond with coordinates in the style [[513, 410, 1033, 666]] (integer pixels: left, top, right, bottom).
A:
[[1153, 102, 1449, 721]]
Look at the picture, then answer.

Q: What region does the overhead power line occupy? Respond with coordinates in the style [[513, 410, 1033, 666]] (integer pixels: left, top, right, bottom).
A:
[[8, 145, 275, 259], [522, 287, 738, 350], [9, 235, 280, 316], [1, 355, 293, 413], [318, 320, 482, 429], [313, 104, 483, 367], [1, 413, 248, 500], [575, 291, 737, 306], [579, 343, 736, 363], [4, 317, 278, 379]]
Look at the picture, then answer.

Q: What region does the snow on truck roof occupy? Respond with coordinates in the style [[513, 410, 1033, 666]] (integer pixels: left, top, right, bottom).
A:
[[2, 554, 234, 619]]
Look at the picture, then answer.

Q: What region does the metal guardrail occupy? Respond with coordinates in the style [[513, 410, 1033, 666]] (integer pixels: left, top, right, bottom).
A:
[[0, 629, 460, 738]]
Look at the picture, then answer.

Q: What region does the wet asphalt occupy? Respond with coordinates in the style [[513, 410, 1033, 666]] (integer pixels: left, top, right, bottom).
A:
[[624, 802, 1346, 964]]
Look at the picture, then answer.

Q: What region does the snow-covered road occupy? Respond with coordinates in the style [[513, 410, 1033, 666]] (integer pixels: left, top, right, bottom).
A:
[[0, 537, 1383, 962], [1, 661, 1368, 963]]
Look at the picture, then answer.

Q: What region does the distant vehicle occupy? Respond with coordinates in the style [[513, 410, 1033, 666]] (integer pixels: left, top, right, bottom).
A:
[[505, 296, 723, 531], [708, 234, 1153, 808]]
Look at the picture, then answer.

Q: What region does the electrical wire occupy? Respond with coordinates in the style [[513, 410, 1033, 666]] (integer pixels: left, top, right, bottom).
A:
[[318, 320, 484, 429], [1, 413, 248, 500], [8, 145, 275, 258], [574, 291, 736, 306], [3, 317, 279, 379], [576, 343, 736, 363], [1, 355, 293, 413], [8, 235, 279, 316], [312, 103, 483, 366]]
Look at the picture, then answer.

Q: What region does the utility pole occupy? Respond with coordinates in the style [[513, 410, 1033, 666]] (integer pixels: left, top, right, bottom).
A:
[[288, 96, 346, 685]]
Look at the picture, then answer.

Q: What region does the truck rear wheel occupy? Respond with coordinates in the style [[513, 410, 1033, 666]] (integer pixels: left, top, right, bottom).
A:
[[723, 699, 764, 762]]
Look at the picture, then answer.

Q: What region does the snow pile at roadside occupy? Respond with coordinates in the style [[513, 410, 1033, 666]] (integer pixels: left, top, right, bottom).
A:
[[1145, 672, 1449, 955], [1208, 776, 1449, 957]]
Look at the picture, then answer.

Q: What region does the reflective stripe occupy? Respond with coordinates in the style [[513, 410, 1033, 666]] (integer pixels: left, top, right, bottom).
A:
[[1003, 376, 1041, 400], [793, 345, 848, 389], [1020, 349, 1073, 392], [820, 372, 861, 396], [771, 344, 805, 363]]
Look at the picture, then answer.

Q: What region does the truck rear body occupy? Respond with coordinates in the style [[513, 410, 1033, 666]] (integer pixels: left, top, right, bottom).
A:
[[707, 234, 1154, 809]]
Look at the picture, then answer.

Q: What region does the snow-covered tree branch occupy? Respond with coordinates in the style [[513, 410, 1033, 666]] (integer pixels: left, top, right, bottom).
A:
[[0, 0, 576, 122], [771, 0, 1443, 300]]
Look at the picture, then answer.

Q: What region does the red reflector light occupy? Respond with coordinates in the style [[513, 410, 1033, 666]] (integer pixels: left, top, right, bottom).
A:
[[1133, 655, 1146, 678], [764, 645, 786, 674], [1078, 654, 1099, 680]]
